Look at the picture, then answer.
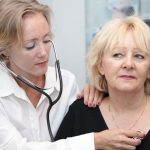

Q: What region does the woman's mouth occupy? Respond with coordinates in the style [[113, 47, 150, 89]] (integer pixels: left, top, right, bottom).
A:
[[35, 60, 48, 67], [120, 75, 136, 80]]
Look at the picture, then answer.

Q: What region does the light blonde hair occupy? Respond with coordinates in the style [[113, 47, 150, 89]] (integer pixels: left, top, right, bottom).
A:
[[0, 0, 51, 52], [87, 16, 150, 95]]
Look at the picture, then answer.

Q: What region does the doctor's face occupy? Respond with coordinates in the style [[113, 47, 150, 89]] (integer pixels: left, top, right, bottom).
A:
[[98, 32, 150, 93], [7, 12, 51, 79]]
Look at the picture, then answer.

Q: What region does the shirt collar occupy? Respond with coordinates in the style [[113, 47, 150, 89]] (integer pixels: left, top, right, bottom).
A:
[[0, 65, 21, 97], [0, 66, 60, 98], [45, 67, 60, 92]]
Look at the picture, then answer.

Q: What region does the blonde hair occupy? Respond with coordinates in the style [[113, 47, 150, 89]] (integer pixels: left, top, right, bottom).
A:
[[0, 0, 51, 52], [87, 16, 150, 95]]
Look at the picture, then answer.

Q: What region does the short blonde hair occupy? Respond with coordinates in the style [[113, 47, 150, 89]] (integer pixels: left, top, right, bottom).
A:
[[0, 0, 51, 52], [87, 16, 150, 95]]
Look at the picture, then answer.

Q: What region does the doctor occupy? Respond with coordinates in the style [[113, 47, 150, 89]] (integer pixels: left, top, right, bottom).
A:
[[0, 0, 103, 150]]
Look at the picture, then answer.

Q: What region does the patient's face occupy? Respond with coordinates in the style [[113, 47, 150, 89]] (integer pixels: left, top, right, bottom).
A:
[[98, 31, 150, 93]]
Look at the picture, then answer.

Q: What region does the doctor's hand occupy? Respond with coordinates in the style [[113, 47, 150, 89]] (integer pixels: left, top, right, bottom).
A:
[[77, 84, 104, 107], [94, 129, 145, 150]]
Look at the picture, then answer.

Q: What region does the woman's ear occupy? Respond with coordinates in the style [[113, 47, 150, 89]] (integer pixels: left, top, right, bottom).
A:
[[0, 49, 6, 56], [0, 50, 8, 58], [97, 62, 105, 75], [0, 49, 9, 61]]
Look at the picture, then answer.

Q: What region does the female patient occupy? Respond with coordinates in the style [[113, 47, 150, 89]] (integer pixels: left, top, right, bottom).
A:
[[0, 0, 107, 150], [55, 16, 150, 150]]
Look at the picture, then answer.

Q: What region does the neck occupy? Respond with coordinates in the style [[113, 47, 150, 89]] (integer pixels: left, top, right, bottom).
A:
[[17, 75, 45, 89], [107, 90, 147, 130], [16, 75, 45, 107], [108, 89, 146, 112]]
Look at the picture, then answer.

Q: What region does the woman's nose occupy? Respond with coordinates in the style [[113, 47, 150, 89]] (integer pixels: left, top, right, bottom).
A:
[[122, 56, 135, 69], [37, 43, 47, 57]]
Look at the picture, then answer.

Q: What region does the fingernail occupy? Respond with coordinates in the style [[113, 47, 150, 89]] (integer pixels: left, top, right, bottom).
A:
[[84, 101, 88, 105], [88, 103, 92, 107], [92, 104, 96, 107]]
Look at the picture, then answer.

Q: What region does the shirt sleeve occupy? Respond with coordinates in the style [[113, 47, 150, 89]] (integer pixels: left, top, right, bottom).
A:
[[0, 115, 94, 150], [0, 102, 94, 150]]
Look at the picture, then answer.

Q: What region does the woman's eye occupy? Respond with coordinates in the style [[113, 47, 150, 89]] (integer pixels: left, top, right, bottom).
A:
[[43, 35, 51, 44], [43, 36, 51, 43], [113, 53, 123, 58], [25, 42, 35, 50], [43, 39, 51, 44], [135, 54, 144, 59]]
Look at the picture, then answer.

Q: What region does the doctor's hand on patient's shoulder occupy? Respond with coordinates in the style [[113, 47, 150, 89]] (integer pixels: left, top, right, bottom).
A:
[[94, 129, 145, 150], [77, 84, 104, 107]]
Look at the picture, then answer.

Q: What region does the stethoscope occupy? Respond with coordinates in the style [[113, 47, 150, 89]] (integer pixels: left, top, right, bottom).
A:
[[0, 40, 63, 142]]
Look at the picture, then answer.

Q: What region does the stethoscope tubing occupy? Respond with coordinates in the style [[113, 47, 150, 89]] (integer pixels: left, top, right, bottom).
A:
[[17, 60, 63, 141], [0, 41, 63, 142], [46, 59, 63, 141]]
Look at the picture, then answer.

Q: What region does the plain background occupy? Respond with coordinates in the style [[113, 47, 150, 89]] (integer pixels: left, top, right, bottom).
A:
[[39, 0, 86, 90]]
